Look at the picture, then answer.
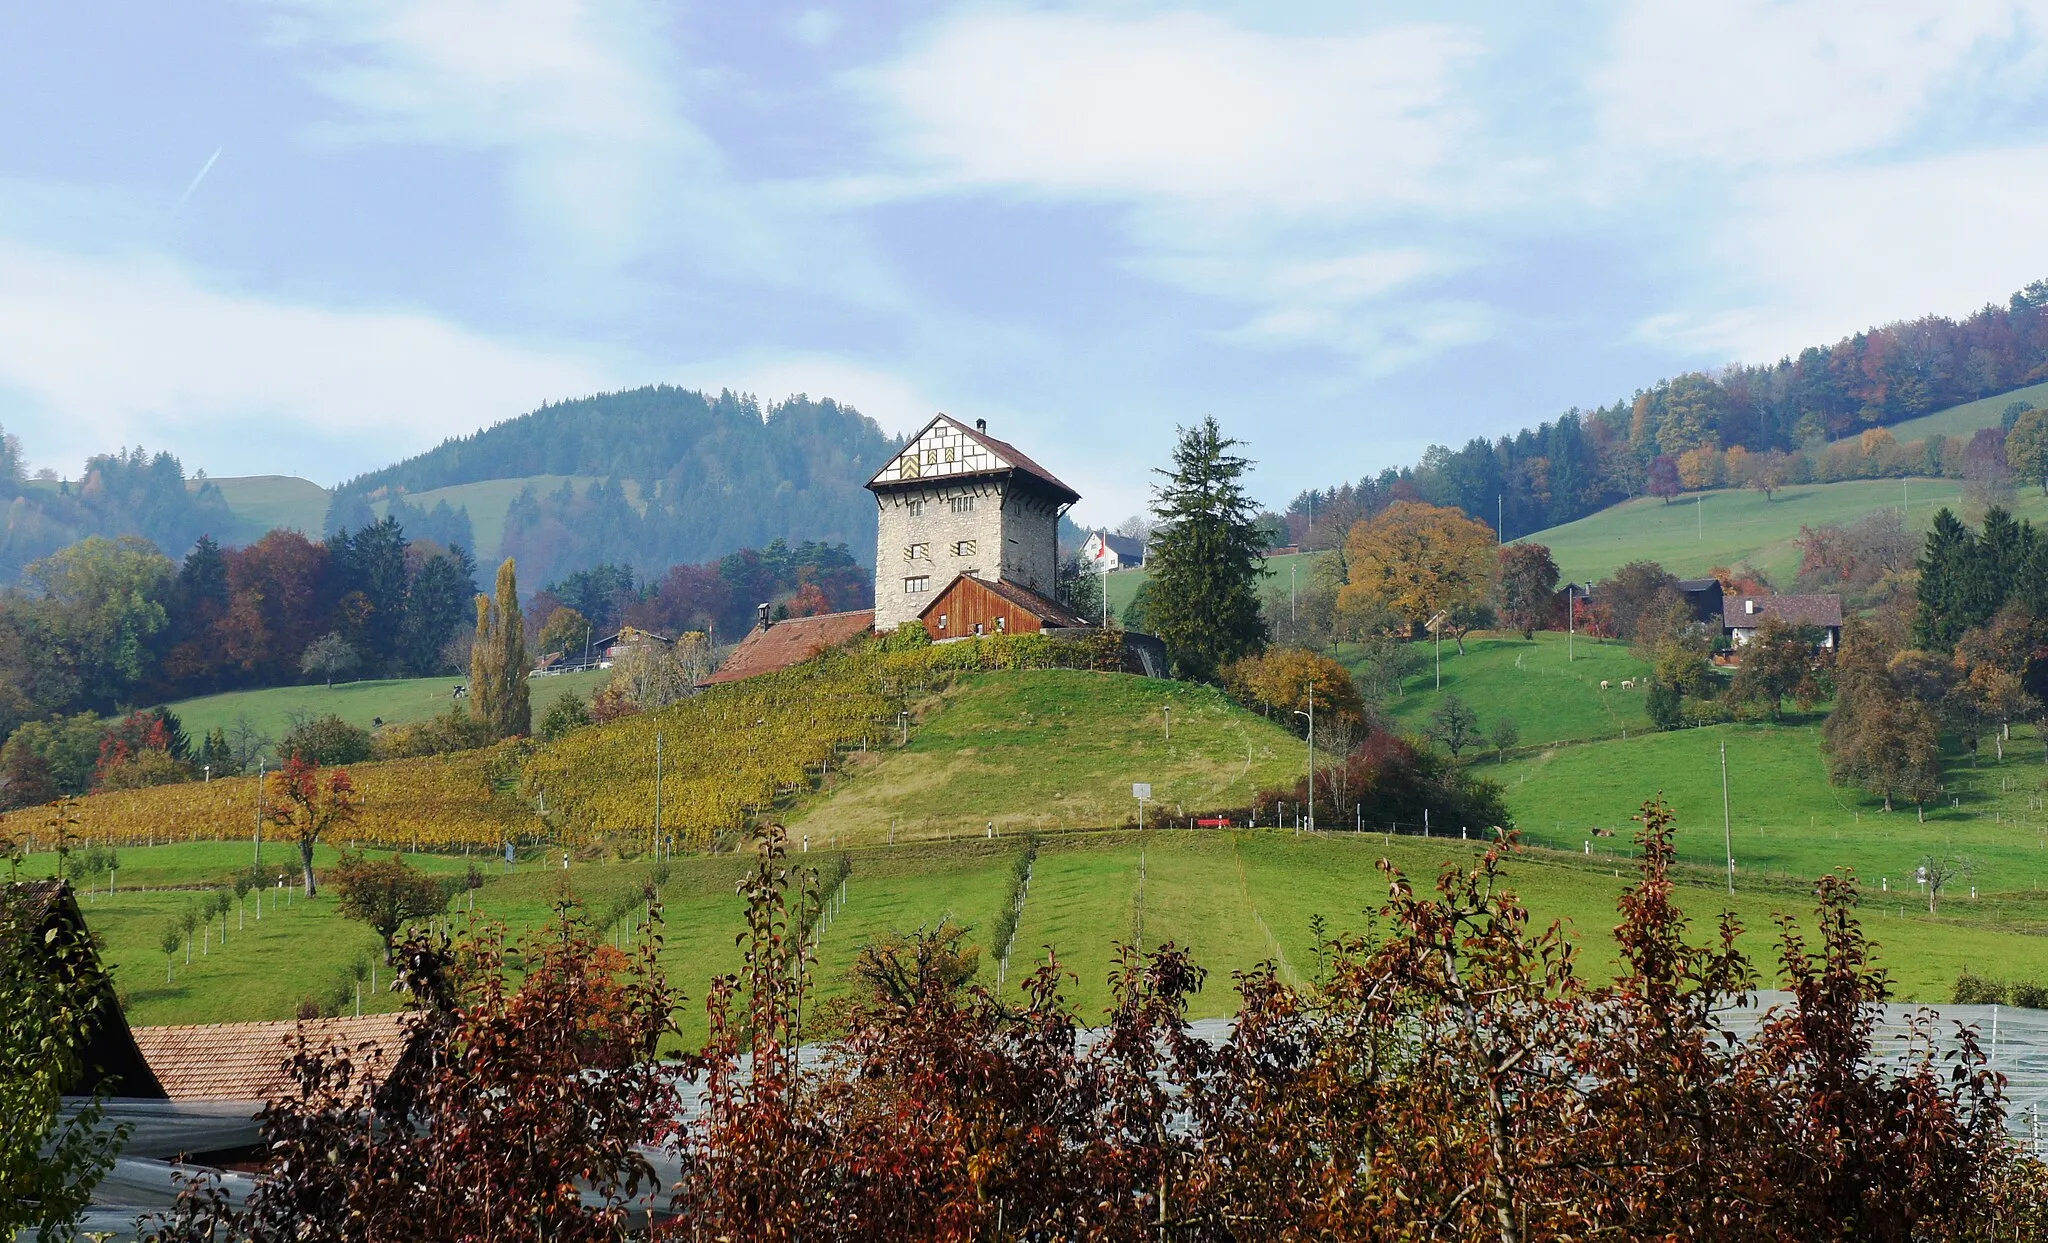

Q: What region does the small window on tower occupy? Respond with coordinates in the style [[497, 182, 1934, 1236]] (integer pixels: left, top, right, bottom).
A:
[[907, 499, 926, 517], [905, 542, 929, 561], [952, 539, 975, 556], [903, 576, 930, 594], [950, 495, 974, 514]]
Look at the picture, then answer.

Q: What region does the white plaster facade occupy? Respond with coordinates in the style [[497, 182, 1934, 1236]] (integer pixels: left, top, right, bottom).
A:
[[868, 417, 1076, 631]]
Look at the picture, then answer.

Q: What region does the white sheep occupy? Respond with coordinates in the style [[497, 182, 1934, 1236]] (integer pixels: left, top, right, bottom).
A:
[[1620, 679, 1636, 689], [1599, 680, 1610, 690]]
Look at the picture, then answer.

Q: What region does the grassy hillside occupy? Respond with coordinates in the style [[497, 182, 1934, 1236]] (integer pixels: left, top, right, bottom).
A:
[[162, 668, 609, 743], [1101, 550, 1315, 621], [197, 475, 329, 541], [46, 827, 2048, 1037], [1870, 379, 2048, 444], [371, 474, 626, 565], [1525, 478, 1985, 586], [787, 670, 1304, 845], [1495, 720, 2048, 890], [1339, 631, 1655, 748]]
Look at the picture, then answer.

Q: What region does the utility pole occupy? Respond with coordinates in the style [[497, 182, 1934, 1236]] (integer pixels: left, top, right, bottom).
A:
[[1567, 585, 1574, 662], [254, 762, 264, 867], [1721, 738, 1734, 895], [653, 731, 663, 854], [1290, 560, 1297, 624], [1498, 494, 1503, 544], [1697, 494, 1702, 540], [1293, 690, 1315, 832]]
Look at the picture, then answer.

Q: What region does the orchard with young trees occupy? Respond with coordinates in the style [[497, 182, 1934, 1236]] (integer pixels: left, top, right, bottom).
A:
[[125, 814, 2048, 1241]]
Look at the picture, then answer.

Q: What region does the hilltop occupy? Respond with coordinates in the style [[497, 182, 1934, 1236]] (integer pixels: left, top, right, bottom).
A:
[[328, 386, 901, 583]]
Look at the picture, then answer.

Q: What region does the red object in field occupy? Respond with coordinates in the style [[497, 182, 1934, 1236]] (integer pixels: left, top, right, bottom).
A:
[[1196, 817, 1233, 828]]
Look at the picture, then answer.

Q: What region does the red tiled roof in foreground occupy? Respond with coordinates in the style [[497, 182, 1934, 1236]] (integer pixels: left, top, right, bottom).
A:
[[131, 1013, 412, 1101], [701, 608, 876, 686]]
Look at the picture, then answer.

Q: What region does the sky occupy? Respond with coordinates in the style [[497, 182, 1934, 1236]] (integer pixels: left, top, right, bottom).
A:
[[6, 2, 2048, 526]]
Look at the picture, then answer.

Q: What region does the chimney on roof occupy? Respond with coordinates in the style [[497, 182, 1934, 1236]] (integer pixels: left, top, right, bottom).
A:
[[757, 602, 772, 630], [976, 418, 986, 433]]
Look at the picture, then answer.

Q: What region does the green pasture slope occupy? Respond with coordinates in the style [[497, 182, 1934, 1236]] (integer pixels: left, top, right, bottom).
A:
[[1525, 478, 1981, 587], [1496, 719, 2048, 886], [161, 668, 610, 744], [47, 827, 2048, 1039], [1874, 378, 2048, 444], [1334, 631, 1655, 749], [1100, 550, 1315, 623], [787, 669, 1305, 845], [369, 475, 631, 566], [199, 475, 330, 541]]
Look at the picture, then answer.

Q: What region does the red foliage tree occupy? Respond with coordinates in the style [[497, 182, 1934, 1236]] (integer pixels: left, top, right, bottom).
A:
[[265, 755, 359, 896]]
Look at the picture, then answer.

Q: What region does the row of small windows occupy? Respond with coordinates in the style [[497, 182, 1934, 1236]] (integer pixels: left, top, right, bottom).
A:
[[903, 540, 975, 560], [932, 612, 1004, 635], [902, 496, 974, 517]]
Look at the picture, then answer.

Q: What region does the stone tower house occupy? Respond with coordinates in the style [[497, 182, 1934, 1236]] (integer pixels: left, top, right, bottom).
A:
[[866, 415, 1080, 631]]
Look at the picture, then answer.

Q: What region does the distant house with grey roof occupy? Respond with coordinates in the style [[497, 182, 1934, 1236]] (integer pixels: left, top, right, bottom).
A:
[[1721, 594, 1844, 650]]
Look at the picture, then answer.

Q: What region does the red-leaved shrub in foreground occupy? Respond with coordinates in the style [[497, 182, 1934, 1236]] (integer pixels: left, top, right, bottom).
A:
[[153, 804, 2048, 1242]]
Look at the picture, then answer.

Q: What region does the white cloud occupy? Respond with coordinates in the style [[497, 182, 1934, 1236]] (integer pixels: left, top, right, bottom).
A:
[[0, 242, 614, 478], [1593, 0, 2039, 168], [264, 0, 719, 269], [855, 9, 1480, 215], [1633, 145, 2048, 359], [788, 8, 843, 47]]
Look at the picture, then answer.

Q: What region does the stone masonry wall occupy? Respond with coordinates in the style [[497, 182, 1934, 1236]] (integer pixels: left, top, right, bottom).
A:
[[871, 477, 1061, 631]]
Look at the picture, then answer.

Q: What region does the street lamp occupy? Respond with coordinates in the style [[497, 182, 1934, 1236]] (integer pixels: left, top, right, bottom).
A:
[[1292, 689, 1315, 832]]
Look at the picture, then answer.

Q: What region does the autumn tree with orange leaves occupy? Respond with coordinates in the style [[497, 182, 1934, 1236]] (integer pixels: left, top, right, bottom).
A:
[[1339, 499, 1497, 637], [266, 754, 360, 896]]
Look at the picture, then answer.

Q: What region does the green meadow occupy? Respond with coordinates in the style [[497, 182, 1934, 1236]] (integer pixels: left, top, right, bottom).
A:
[[160, 668, 610, 745], [47, 827, 2048, 1043]]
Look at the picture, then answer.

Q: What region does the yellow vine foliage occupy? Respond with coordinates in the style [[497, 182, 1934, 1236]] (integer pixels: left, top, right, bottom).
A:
[[6, 632, 1123, 854], [2, 747, 539, 852]]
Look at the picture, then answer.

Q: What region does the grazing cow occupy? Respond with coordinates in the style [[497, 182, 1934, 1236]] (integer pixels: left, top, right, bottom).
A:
[[1620, 679, 1635, 689], [1592, 826, 1616, 838], [1600, 680, 1610, 690]]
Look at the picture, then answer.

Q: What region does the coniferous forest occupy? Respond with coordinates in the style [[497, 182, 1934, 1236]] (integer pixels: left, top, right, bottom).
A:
[[325, 388, 901, 586]]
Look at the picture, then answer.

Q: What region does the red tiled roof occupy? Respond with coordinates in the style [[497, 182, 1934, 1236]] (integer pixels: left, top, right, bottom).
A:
[[869, 415, 1080, 504], [701, 609, 876, 685], [1722, 594, 1844, 629], [131, 1013, 412, 1101]]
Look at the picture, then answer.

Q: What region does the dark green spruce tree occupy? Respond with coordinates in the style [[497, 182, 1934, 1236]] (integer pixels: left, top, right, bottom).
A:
[[1144, 417, 1268, 680], [1915, 509, 1974, 650]]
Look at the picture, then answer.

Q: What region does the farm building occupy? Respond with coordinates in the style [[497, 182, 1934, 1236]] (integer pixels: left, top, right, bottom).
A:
[[1722, 594, 1844, 650], [919, 574, 1093, 638], [1080, 529, 1145, 570]]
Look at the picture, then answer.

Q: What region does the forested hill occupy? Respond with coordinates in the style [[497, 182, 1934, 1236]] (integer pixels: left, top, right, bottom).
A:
[[1283, 278, 2048, 549], [326, 387, 903, 586]]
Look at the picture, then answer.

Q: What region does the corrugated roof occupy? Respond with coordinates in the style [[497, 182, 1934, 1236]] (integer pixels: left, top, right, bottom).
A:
[[701, 609, 876, 686], [131, 1013, 412, 1101], [920, 576, 1094, 630], [868, 415, 1080, 504], [1723, 594, 1844, 629]]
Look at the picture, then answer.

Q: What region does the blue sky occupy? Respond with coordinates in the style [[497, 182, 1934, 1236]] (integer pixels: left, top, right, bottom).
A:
[[6, 1, 2048, 525]]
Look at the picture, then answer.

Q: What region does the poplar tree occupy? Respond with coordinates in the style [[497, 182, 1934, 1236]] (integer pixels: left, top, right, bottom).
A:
[[1145, 417, 1267, 681], [469, 559, 531, 739]]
